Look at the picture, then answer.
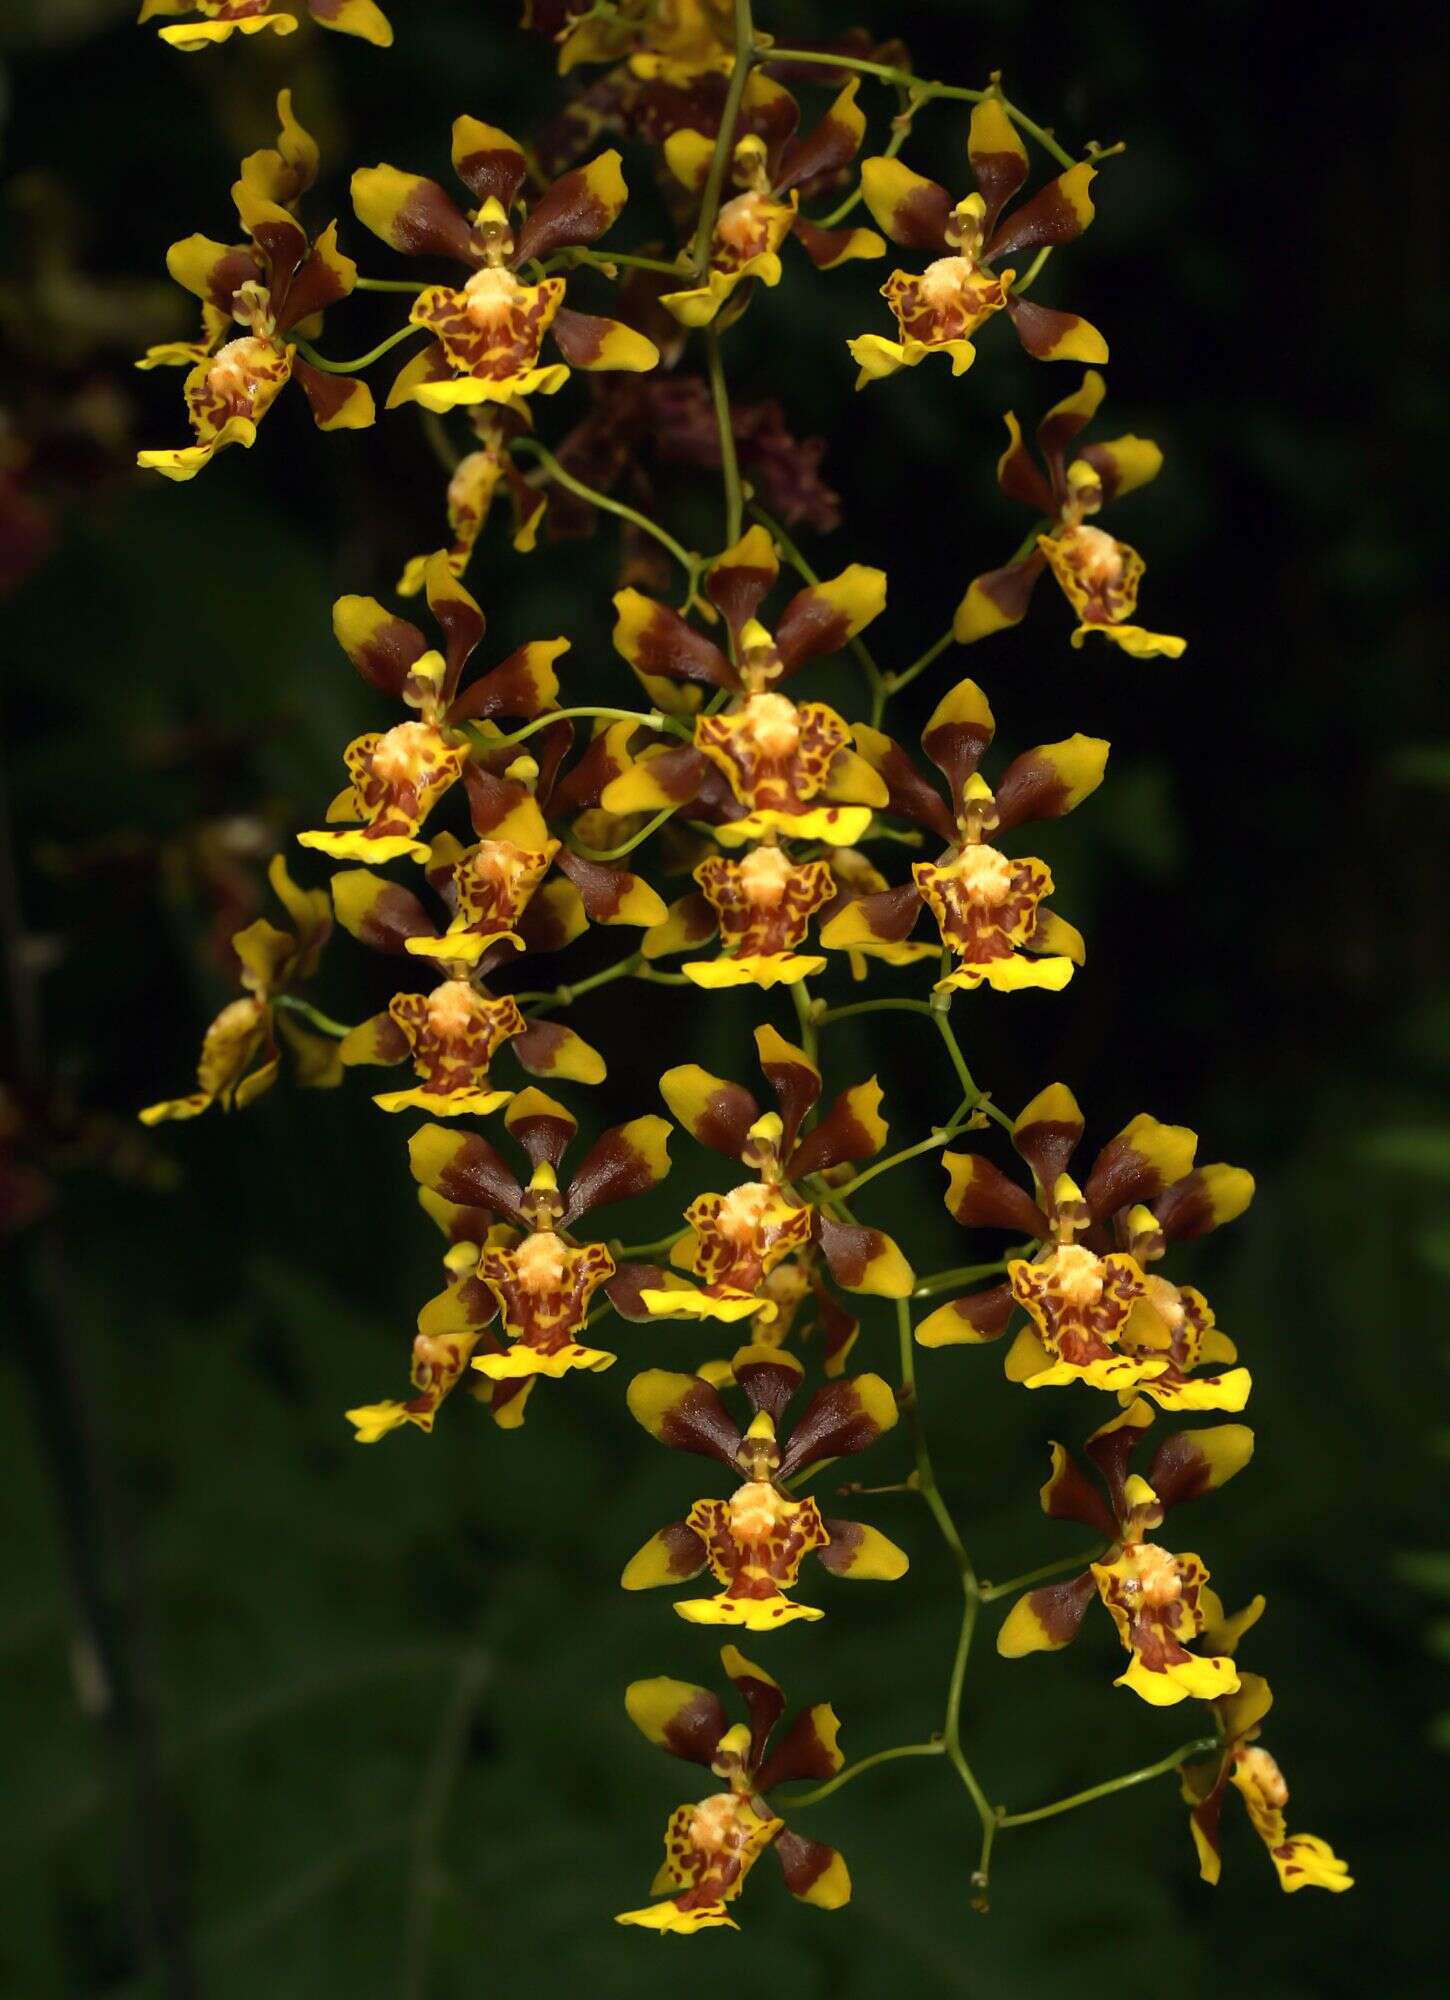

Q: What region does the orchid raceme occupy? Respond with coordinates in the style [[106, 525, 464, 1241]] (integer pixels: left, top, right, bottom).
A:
[[850, 97, 1107, 386], [618, 1646, 850, 1932], [131, 0, 1346, 1937], [820, 676, 1105, 992], [995, 1398, 1253, 1705], [351, 120, 660, 409], [955, 370, 1186, 658], [138, 1, 393, 50], [136, 96, 374, 478]]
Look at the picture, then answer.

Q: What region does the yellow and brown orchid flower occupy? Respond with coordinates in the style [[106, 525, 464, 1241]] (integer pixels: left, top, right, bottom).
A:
[[140, 855, 339, 1123], [635, 1020, 911, 1324], [528, 0, 733, 82], [297, 556, 562, 865], [139, 0, 392, 49], [849, 98, 1106, 386], [694, 1251, 862, 1387], [996, 1398, 1252, 1706], [603, 526, 888, 846], [955, 370, 1184, 659], [346, 1180, 536, 1439], [351, 120, 659, 411], [622, 1344, 908, 1628], [1180, 1603, 1352, 1892], [137, 107, 374, 480], [916, 1081, 1254, 1402], [617, 1645, 850, 1934], [659, 74, 884, 327], [820, 676, 1106, 994], [406, 1093, 672, 1382], [397, 408, 547, 595]]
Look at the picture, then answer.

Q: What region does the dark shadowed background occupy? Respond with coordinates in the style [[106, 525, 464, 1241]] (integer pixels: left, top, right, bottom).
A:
[[2, 1, 1445, 1995]]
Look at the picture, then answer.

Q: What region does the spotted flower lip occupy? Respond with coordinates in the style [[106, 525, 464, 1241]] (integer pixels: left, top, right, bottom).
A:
[[622, 1344, 908, 1628], [659, 74, 884, 326], [139, 855, 339, 1123], [617, 1644, 851, 1934], [1180, 1608, 1352, 1894], [914, 1080, 1256, 1396], [139, 0, 393, 50], [996, 1397, 1252, 1705], [819, 674, 1106, 991], [849, 97, 1106, 387], [137, 96, 374, 479], [406, 1092, 671, 1381], [297, 555, 564, 865], [955, 370, 1185, 658], [350, 118, 659, 409]]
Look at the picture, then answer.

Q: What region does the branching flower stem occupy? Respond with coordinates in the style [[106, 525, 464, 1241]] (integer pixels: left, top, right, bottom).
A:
[[508, 435, 703, 587], [292, 322, 426, 374], [996, 1737, 1219, 1829], [706, 326, 745, 546], [757, 49, 1079, 171], [780, 1739, 945, 1809]]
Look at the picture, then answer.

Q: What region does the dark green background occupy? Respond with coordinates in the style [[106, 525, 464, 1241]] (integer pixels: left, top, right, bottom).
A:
[[2, 2, 1444, 1994]]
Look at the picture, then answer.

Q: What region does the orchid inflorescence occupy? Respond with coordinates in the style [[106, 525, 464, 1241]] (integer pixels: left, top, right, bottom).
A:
[[135, 0, 1351, 1935]]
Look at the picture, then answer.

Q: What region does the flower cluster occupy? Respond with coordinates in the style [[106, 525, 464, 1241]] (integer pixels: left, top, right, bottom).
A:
[[133, 0, 1349, 1938]]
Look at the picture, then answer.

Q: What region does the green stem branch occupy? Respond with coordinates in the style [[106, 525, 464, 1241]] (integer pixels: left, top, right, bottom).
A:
[[781, 1741, 944, 1809], [568, 804, 677, 862], [292, 322, 424, 375], [996, 1738, 1218, 1829], [509, 436, 700, 580], [692, 0, 756, 275], [706, 326, 744, 547], [273, 994, 353, 1039], [979, 1547, 1107, 1603]]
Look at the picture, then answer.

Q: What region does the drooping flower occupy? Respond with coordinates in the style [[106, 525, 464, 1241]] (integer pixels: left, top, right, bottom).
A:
[[659, 75, 883, 326], [407, 1092, 671, 1381], [617, 1645, 851, 1933], [622, 1344, 908, 1628], [996, 1398, 1252, 1705], [397, 409, 548, 594], [140, 856, 339, 1122], [138, 0, 392, 52], [915, 1081, 1254, 1403], [954, 371, 1184, 659], [137, 99, 374, 479], [849, 98, 1106, 386], [820, 676, 1106, 993], [1179, 1600, 1352, 1892], [629, 1021, 912, 1323], [297, 556, 561, 865], [351, 121, 659, 410], [603, 527, 888, 847]]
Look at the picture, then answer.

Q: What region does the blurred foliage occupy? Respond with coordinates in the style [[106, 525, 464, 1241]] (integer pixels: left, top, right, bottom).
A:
[[1, 1, 1446, 1994]]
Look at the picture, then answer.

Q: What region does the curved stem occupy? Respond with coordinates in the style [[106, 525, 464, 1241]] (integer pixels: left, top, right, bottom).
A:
[[514, 948, 643, 1015], [273, 994, 353, 1039], [292, 322, 425, 375], [1010, 245, 1053, 297], [471, 706, 690, 751], [509, 435, 700, 578], [815, 996, 935, 1028], [568, 803, 677, 862], [886, 626, 955, 700], [827, 1129, 953, 1200], [817, 81, 936, 229], [910, 1258, 1010, 1301], [353, 275, 428, 294], [759, 50, 1079, 171], [997, 1738, 1218, 1829], [780, 1740, 944, 1810], [706, 326, 744, 547], [692, 0, 756, 275]]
